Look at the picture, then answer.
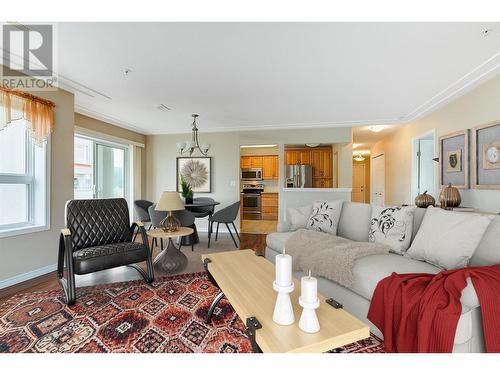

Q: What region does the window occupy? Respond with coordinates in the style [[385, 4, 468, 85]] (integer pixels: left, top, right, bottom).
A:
[[74, 135, 129, 201], [0, 119, 49, 236]]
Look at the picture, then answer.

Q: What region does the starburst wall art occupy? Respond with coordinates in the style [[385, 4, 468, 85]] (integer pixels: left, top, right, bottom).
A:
[[176, 157, 212, 193]]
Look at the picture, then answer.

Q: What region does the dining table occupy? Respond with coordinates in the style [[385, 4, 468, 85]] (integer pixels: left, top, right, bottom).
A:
[[183, 200, 221, 245]]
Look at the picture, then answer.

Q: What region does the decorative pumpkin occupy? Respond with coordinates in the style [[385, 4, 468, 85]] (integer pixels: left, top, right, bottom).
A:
[[414, 191, 436, 208], [439, 183, 461, 208]]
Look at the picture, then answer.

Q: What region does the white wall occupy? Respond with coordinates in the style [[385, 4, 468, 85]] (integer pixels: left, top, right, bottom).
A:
[[146, 127, 353, 230], [0, 88, 75, 283], [372, 74, 500, 213]]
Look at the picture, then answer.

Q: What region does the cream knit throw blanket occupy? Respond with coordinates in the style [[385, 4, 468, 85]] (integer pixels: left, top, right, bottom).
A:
[[284, 229, 390, 288]]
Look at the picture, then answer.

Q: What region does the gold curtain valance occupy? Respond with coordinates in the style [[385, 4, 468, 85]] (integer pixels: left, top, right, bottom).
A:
[[0, 87, 55, 145]]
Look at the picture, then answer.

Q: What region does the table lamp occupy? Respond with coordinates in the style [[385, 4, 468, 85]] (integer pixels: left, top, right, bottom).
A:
[[156, 191, 185, 232]]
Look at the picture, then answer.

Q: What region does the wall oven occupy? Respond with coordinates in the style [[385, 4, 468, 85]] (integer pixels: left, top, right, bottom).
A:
[[241, 168, 263, 181]]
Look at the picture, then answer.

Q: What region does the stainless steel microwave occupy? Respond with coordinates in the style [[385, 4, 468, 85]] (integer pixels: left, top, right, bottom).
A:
[[241, 168, 263, 181]]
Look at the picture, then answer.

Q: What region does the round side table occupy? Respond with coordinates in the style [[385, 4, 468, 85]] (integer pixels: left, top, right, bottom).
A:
[[147, 227, 194, 274]]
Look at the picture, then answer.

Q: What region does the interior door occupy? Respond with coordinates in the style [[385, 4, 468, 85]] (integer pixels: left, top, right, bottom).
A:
[[417, 139, 435, 196], [352, 164, 365, 203], [95, 143, 128, 199], [372, 154, 385, 205]]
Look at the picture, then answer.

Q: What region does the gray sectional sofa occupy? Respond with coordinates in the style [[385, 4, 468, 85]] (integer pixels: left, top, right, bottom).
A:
[[265, 202, 500, 352]]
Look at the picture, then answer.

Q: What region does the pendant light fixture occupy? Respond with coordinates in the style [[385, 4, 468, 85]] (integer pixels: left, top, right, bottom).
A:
[[176, 114, 211, 156]]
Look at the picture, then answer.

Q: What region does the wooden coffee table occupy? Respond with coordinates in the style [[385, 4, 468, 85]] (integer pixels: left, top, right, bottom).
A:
[[201, 250, 369, 353]]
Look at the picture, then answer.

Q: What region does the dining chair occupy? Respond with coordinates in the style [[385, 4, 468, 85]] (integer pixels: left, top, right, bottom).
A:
[[190, 197, 216, 218], [208, 201, 241, 248], [173, 209, 198, 251], [148, 204, 167, 249], [133, 200, 153, 241]]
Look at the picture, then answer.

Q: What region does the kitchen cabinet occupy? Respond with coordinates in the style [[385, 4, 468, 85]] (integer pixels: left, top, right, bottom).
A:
[[285, 150, 310, 165], [261, 193, 278, 221], [310, 149, 332, 178], [240, 156, 263, 169], [262, 155, 279, 180], [312, 178, 333, 188]]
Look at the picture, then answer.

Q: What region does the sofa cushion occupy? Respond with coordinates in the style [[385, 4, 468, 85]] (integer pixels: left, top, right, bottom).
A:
[[351, 254, 441, 300], [407, 207, 494, 269], [287, 205, 313, 231], [73, 242, 148, 274], [306, 200, 343, 234], [470, 216, 500, 266], [266, 231, 295, 252], [337, 202, 372, 241], [369, 205, 415, 254]]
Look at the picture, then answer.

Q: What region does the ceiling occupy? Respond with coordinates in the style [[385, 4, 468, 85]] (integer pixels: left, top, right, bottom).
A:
[[55, 23, 500, 135]]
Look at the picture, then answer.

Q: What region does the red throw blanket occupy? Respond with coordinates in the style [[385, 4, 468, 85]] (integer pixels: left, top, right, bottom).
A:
[[367, 264, 500, 353]]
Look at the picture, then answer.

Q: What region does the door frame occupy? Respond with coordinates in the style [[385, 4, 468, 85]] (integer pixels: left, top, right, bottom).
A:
[[352, 163, 366, 203], [370, 153, 385, 205], [411, 129, 437, 201]]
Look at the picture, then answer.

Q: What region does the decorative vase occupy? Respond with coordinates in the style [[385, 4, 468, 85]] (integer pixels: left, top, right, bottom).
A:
[[439, 183, 461, 208], [414, 190, 436, 208], [185, 196, 193, 204]]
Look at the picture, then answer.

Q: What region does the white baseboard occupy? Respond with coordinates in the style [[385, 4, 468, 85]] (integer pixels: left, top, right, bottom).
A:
[[0, 263, 57, 290]]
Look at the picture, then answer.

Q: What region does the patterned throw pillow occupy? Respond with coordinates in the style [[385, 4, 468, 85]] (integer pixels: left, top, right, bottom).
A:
[[369, 205, 415, 254], [306, 200, 343, 235]]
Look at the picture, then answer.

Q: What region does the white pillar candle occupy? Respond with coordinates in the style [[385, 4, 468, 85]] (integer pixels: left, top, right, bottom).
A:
[[275, 248, 292, 287], [301, 270, 318, 303]]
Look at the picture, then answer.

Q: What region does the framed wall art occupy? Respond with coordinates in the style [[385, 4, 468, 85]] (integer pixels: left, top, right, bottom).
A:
[[439, 130, 469, 189], [176, 157, 212, 193], [471, 121, 500, 189]]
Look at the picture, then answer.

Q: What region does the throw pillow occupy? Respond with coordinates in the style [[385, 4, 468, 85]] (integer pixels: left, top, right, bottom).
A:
[[306, 200, 343, 235], [287, 205, 313, 231], [369, 205, 415, 254], [406, 207, 494, 269]]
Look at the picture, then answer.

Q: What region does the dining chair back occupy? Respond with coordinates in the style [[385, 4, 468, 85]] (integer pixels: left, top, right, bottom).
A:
[[208, 201, 241, 248]]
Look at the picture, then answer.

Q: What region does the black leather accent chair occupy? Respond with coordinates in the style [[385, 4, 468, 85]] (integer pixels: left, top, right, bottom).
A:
[[58, 198, 154, 305], [208, 201, 241, 248]]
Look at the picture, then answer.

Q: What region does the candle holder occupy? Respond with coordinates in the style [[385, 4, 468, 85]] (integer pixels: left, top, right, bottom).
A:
[[272, 281, 295, 325], [298, 296, 320, 333]]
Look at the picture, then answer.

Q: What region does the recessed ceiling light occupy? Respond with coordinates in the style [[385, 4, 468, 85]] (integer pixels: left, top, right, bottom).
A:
[[156, 104, 171, 111], [368, 125, 387, 133], [305, 143, 320, 148]]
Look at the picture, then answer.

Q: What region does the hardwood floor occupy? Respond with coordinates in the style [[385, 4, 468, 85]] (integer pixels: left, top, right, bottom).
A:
[[0, 232, 268, 304]]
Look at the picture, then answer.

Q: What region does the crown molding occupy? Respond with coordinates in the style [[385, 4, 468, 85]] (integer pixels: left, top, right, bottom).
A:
[[403, 51, 500, 122], [75, 105, 150, 135]]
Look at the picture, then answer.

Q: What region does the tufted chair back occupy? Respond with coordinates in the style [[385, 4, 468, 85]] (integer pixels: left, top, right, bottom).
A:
[[65, 198, 132, 251]]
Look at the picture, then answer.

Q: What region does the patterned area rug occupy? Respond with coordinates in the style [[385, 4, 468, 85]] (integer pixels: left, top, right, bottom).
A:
[[0, 272, 384, 353]]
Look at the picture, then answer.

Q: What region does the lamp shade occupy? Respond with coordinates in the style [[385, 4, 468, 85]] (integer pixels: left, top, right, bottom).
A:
[[156, 191, 185, 211]]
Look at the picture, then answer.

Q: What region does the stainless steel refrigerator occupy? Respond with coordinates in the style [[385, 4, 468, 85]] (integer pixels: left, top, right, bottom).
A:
[[285, 164, 313, 188]]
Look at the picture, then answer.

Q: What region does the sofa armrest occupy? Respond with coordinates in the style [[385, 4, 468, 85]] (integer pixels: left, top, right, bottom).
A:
[[277, 221, 292, 233], [461, 277, 479, 312]]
